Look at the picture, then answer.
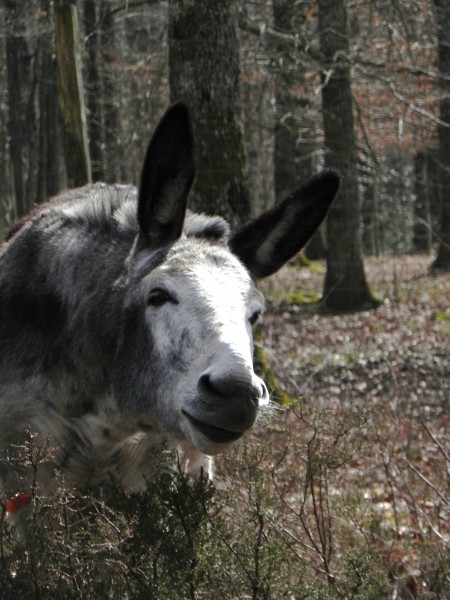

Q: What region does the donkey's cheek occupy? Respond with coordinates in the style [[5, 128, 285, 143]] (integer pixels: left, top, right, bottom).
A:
[[150, 314, 201, 366]]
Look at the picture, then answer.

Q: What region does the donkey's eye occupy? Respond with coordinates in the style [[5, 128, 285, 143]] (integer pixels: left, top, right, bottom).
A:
[[249, 310, 262, 327], [147, 288, 176, 307]]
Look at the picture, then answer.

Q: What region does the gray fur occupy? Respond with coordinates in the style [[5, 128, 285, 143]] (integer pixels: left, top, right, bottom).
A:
[[0, 103, 339, 495]]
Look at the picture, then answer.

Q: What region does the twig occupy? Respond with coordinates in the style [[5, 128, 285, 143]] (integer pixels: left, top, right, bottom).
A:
[[421, 421, 450, 464], [376, 431, 401, 536], [354, 65, 450, 129], [238, 12, 323, 63], [405, 460, 450, 508]]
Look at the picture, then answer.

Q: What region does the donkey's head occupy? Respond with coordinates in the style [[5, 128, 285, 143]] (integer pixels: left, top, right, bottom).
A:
[[113, 104, 339, 456]]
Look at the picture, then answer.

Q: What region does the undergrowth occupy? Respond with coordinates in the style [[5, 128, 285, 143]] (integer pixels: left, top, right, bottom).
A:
[[1, 403, 449, 599]]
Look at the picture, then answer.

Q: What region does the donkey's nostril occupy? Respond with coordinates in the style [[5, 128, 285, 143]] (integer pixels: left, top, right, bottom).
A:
[[249, 385, 262, 406], [198, 373, 223, 399], [258, 380, 270, 406]]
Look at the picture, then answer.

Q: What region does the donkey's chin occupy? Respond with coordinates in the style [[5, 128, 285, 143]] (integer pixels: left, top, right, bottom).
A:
[[182, 409, 245, 453]]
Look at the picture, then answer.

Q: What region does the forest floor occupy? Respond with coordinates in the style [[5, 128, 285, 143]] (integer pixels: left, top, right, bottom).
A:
[[217, 254, 450, 598], [260, 254, 449, 420]]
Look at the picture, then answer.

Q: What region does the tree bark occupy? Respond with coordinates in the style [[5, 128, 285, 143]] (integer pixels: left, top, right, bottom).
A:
[[273, 1, 301, 205], [54, 0, 91, 187], [83, 0, 104, 182], [99, 4, 122, 183], [273, 1, 325, 260], [430, 0, 450, 271], [318, 0, 378, 311], [36, 0, 65, 203], [5, 0, 32, 217], [413, 150, 435, 254], [5, 0, 64, 217], [168, 0, 250, 227], [273, 1, 315, 202]]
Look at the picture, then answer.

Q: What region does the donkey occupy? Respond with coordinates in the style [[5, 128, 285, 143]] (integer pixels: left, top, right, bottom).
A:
[[0, 103, 339, 495]]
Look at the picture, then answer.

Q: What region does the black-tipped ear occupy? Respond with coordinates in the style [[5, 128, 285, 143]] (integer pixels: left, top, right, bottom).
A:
[[137, 102, 195, 249], [230, 170, 340, 278]]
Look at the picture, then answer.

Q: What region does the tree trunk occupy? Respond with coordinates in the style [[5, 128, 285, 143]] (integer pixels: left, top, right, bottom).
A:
[[83, 0, 105, 182], [413, 150, 433, 254], [272, 1, 326, 260], [5, 0, 32, 217], [54, 0, 91, 187], [273, 1, 300, 206], [273, 1, 315, 203], [168, 0, 250, 227], [99, 4, 122, 183], [36, 0, 64, 204], [5, 0, 64, 217], [318, 0, 378, 311], [430, 0, 450, 271]]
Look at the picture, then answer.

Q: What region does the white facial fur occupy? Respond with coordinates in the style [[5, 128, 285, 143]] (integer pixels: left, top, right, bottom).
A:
[[137, 241, 267, 455]]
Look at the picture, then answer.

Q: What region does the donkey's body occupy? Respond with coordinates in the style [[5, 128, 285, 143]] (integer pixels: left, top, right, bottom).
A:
[[0, 104, 339, 494]]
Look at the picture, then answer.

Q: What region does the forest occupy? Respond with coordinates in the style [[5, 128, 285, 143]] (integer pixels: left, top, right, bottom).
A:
[[0, 1, 449, 598]]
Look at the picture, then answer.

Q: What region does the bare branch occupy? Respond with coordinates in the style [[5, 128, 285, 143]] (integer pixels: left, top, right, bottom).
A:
[[406, 460, 450, 508], [355, 64, 450, 129], [421, 420, 450, 464], [238, 13, 324, 64]]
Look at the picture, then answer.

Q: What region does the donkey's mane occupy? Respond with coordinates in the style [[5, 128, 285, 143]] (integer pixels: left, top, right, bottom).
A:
[[5, 183, 229, 245]]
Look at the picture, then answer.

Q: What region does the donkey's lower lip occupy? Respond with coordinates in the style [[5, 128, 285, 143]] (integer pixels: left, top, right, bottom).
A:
[[182, 410, 244, 444]]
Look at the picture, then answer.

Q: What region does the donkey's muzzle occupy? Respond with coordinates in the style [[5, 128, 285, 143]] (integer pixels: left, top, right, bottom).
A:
[[182, 371, 268, 444]]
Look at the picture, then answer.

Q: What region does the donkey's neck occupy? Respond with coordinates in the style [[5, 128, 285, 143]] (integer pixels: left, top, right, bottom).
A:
[[44, 231, 132, 412], [0, 219, 134, 417]]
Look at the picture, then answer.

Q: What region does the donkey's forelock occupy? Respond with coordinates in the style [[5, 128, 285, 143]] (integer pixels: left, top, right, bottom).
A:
[[130, 212, 231, 282], [183, 212, 230, 242]]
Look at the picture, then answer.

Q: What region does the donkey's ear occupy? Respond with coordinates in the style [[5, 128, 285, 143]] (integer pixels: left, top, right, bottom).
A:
[[230, 170, 340, 279], [137, 102, 195, 249]]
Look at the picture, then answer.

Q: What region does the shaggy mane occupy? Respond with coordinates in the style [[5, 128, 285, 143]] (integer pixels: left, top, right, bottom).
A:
[[4, 183, 230, 245]]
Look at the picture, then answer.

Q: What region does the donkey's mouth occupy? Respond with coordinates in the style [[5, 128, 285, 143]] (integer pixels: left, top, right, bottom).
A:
[[182, 410, 244, 444]]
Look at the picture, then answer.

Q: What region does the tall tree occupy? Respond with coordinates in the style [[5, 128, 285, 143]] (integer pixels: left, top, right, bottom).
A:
[[36, 0, 65, 203], [272, 0, 301, 205], [272, 1, 316, 202], [98, 4, 122, 183], [430, 0, 450, 271], [83, 0, 104, 182], [5, 0, 34, 217], [272, 1, 325, 260], [54, 0, 91, 187], [4, 0, 64, 219], [168, 0, 250, 226], [413, 150, 437, 254], [318, 0, 379, 311]]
